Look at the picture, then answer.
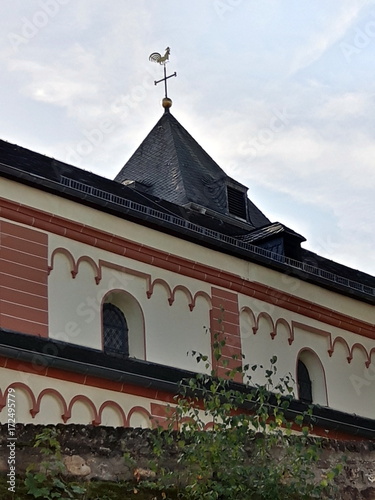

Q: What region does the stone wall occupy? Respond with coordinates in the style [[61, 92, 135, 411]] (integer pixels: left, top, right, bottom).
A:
[[0, 425, 374, 499]]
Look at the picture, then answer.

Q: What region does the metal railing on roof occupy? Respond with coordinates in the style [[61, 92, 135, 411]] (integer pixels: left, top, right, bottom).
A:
[[60, 176, 375, 298]]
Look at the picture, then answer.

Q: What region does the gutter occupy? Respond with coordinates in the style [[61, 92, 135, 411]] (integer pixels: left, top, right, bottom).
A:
[[0, 163, 373, 305], [1, 331, 374, 440]]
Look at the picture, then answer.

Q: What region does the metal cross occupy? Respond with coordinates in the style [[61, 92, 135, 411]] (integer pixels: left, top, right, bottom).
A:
[[154, 65, 177, 98]]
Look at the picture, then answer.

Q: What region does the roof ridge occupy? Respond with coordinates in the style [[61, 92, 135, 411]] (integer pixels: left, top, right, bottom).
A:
[[159, 112, 189, 204]]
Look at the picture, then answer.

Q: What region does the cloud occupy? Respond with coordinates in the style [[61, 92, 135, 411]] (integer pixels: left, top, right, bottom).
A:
[[288, 2, 366, 75], [7, 45, 101, 110], [0, 1, 374, 275], [317, 92, 371, 120]]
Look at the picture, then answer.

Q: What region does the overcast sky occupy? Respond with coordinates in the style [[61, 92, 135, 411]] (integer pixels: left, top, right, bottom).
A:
[[1, 1, 374, 276]]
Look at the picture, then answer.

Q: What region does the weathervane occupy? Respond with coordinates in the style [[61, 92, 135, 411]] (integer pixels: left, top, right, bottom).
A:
[[149, 47, 177, 111]]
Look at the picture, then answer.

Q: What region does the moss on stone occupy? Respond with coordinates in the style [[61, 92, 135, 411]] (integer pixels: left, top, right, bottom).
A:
[[0, 477, 179, 500]]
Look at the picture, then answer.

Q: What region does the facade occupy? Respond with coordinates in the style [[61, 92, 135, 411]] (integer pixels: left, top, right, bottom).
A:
[[0, 105, 374, 439]]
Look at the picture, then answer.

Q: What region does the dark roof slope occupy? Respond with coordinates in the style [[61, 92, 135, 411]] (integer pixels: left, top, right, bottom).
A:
[[0, 137, 374, 303], [238, 222, 306, 245], [301, 249, 375, 289], [115, 111, 270, 228]]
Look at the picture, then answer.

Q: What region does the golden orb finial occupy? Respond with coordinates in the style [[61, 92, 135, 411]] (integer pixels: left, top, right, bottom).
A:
[[162, 97, 173, 111]]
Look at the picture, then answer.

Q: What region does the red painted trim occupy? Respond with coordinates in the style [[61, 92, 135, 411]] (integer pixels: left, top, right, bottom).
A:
[[0, 356, 175, 402], [253, 311, 275, 338], [50, 248, 212, 317], [150, 402, 176, 429], [1, 247, 47, 270], [368, 348, 375, 368], [33, 388, 69, 419], [331, 337, 352, 362], [169, 285, 193, 308], [0, 272, 47, 297], [1, 381, 154, 428], [5, 382, 37, 417], [0, 198, 374, 341], [0, 219, 48, 337], [65, 395, 100, 425], [1, 219, 47, 244], [0, 364, 369, 440], [1, 234, 46, 257], [128, 406, 152, 427], [349, 342, 371, 364], [0, 316, 48, 337], [146, 278, 172, 301], [50, 247, 374, 369], [291, 321, 332, 350], [98, 400, 127, 426], [210, 287, 242, 383]]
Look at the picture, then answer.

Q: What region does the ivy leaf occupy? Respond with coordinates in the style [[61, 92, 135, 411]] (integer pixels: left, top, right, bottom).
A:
[[25, 473, 50, 498]]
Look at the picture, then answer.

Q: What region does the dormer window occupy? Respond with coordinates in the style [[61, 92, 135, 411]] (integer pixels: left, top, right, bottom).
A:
[[227, 185, 247, 220]]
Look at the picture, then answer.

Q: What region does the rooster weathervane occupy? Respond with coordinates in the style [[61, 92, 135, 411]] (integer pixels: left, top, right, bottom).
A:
[[149, 47, 177, 110]]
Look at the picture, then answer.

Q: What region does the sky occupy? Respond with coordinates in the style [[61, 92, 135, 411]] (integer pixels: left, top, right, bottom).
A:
[[0, 0, 375, 276]]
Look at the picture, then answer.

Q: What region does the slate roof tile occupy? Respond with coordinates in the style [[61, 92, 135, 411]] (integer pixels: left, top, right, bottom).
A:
[[115, 111, 270, 228]]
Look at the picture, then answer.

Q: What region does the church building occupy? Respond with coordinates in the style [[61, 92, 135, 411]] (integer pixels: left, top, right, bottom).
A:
[[0, 85, 374, 439]]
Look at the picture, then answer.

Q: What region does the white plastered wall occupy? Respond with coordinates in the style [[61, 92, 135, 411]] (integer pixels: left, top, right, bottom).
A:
[[239, 294, 375, 418], [0, 179, 374, 420], [0, 367, 159, 427], [0, 178, 373, 325], [48, 234, 213, 372]]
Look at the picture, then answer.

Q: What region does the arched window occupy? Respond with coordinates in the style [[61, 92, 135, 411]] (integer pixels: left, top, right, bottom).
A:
[[297, 359, 312, 404], [296, 350, 328, 406], [103, 303, 129, 356]]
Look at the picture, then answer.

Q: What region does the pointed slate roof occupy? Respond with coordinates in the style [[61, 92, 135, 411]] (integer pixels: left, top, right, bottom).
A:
[[0, 137, 374, 301], [115, 111, 270, 228]]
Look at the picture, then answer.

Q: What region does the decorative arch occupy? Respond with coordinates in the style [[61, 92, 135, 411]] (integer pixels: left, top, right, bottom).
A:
[[240, 306, 256, 326], [368, 347, 375, 368], [32, 388, 68, 419], [296, 349, 328, 406], [128, 406, 152, 428], [48, 248, 101, 283], [192, 291, 212, 311], [239, 307, 372, 368], [146, 278, 172, 300], [274, 318, 292, 342], [204, 421, 215, 431], [169, 287, 213, 311], [48, 247, 75, 277], [239, 306, 256, 341], [64, 395, 100, 425], [169, 285, 194, 308], [98, 401, 127, 427], [146, 278, 212, 312], [76, 255, 101, 284], [254, 311, 275, 338], [348, 342, 371, 366], [330, 337, 351, 362], [7, 382, 37, 417]]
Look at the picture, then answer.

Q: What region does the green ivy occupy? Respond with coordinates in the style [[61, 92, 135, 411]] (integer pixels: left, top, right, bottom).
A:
[[133, 322, 343, 499], [24, 428, 86, 500]]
